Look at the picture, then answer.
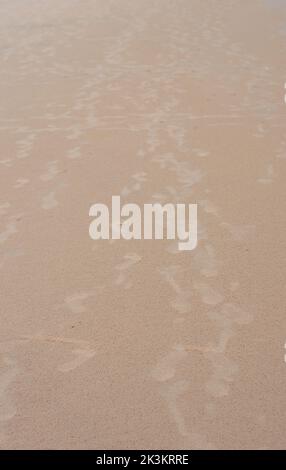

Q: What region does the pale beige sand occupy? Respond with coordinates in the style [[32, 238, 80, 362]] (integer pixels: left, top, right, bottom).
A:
[[0, 0, 286, 450]]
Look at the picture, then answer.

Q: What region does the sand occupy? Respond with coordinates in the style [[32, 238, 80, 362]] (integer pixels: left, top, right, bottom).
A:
[[0, 0, 286, 450]]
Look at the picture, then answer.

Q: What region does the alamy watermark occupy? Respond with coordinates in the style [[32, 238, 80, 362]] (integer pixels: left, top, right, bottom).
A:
[[89, 196, 198, 251]]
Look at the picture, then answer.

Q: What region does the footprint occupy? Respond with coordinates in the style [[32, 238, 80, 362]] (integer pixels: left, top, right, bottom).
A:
[[0, 356, 18, 423], [58, 349, 95, 373], [65, 292, 93, 314], [137, 149, 146, 158], [0, 159, 13, 167], [152, 345, 188, 382], [115, 253, 141, 288], [172, 294, 192, 314], [67, 147, 81, 159], [14, 178, 29, 188], [120, 172, 147, 196], [18, 334, 95, 374], [0, 222, 17, 244], [193, 148, 210, 158], [16, 133, 35, 159], [40, 161, 59, 181], [220, 303, 253, 325], [162, 379, 190, 436], [205, 353, 238, 398], [194, 282, 224, 306], [0, 203, 10, 216], [221, 223, 255, 242], [41, 191, 58, 210], [159, 266, 183, 294], [199, 199, 219, 216], [194, 244, 218, 277], [257, 164, 274, 184]]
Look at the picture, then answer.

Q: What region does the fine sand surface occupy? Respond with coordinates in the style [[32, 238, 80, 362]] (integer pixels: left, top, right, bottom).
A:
[[0, 0, 286, 450]]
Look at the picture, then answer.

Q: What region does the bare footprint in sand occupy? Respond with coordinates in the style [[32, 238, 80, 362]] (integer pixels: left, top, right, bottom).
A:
[[0, 159, 13, 167], [0, 203, 10, 216], [219, 303, 253, 325], [257, 164, 274, 184], [172, 294, 192, 314], [193, 148, 210, 158], [194, 244, 219, 278], [41, 191, 58, 210], [19, 334, 95, 374], [0, 222, 18, 244], [65, 292, 93, 314], [221, 223, 255, 242], [58, 349, 95, 373], [194, 282, 224, 306], [199, 199, 219, 216], [14, 178, 29, 189], [67, 147, 81, 159], [161, 379, 217, 449], [0, 356, 18, 422], [152, 345, 188, 382], [159, 266, 192, 313], [114, 253, 141, 289], [159, 265, 183, 295], [120, 172, 147, 197], [206, 353, 238, 398], [40, 161, 59, 181]]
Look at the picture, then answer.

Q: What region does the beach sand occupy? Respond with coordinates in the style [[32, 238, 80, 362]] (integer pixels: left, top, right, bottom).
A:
[[0, 0, 286, 449]]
